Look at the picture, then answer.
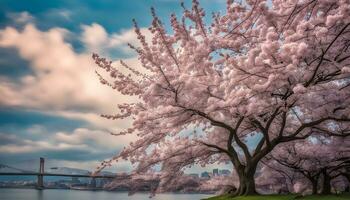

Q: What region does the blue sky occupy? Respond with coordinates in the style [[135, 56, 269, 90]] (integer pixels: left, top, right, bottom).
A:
[[0, 0, 230, 173]]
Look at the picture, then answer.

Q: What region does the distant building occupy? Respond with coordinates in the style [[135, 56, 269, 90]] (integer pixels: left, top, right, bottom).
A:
[[201, 171, 210, 178], [98, 179, 110, 187], [213, 169, 219, 176], [89, 178, 96, 188], [219, 169, 231, 176], [188, 173, 199, 178], [71, 177, 80, 184]]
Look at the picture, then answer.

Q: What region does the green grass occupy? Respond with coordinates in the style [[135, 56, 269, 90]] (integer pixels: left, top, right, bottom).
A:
[[297, 194, 350, 200], [204, 194, 297, 200], [203, 193, 350, 200]]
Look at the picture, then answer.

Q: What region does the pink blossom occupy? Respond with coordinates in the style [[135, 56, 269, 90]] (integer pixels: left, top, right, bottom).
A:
[[93, 0, 350, 196]]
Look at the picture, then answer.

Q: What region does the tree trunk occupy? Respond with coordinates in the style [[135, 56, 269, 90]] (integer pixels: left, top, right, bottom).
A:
[[321, 171, 332, 195], [305, 175, 319, 195], [344, 174, 350, 192], [234, 164, 258, 196], [311, 179, 318, 195]]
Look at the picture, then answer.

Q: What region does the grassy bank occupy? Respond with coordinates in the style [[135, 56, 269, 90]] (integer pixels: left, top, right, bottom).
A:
[[204, 193, 350, 200]]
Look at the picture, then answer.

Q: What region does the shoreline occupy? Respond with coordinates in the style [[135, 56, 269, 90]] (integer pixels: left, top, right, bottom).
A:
[[0, 187, 215, 194]]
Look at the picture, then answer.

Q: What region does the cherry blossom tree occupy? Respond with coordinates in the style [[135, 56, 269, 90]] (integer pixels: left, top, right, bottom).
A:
[[269, 138, 350, 194], [104, 173, 159, 195], [342, 170, 350, 192], [258, 159, 301, 194], [199, 175, 238, 195], [94, 0, 350, 196], [268, 143, 322, 194], [318, 138, 350, 194]]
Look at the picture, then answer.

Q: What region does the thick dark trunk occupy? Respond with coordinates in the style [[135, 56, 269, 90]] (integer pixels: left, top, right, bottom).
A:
[[244, 174, 257, 195], [311, 179, 318, 195], [321, 171, 332, 195], [234, 165, 258, 196], [345, 174, 350, 192]]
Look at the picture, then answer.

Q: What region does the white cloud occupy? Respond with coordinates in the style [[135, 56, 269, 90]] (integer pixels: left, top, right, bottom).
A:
[[0, 23, 142, 129], [0, 21, 147, 171], [0, 134, 88, 154], [52, 159, 133, 173], [81, 23, 152, 55], [27, 124, 47, 135], [6, 11, 35, 24], [57, 9, 72, 20], [0, 126, 134, 154], [81, 23, 108, 52], [54, 128, 136, 149], [49, 110, 132, 130]]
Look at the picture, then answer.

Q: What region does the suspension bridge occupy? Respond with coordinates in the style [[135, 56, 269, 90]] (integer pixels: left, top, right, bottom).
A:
[[0, 158, 117, 189]]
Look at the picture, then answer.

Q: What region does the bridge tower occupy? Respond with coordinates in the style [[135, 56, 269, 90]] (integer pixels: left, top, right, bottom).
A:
[[37, 157, 44, 189]]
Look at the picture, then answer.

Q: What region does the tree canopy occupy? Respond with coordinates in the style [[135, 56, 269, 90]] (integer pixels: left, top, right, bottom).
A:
[[94, 0, 350, 196]]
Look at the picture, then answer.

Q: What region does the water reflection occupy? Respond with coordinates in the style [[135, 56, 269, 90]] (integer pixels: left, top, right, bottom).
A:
[[0, 188, 212, 200], [37, 190, 43, 200]]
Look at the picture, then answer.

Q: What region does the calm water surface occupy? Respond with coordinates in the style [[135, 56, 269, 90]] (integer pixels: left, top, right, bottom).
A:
[[0, 188, 213, 200]]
